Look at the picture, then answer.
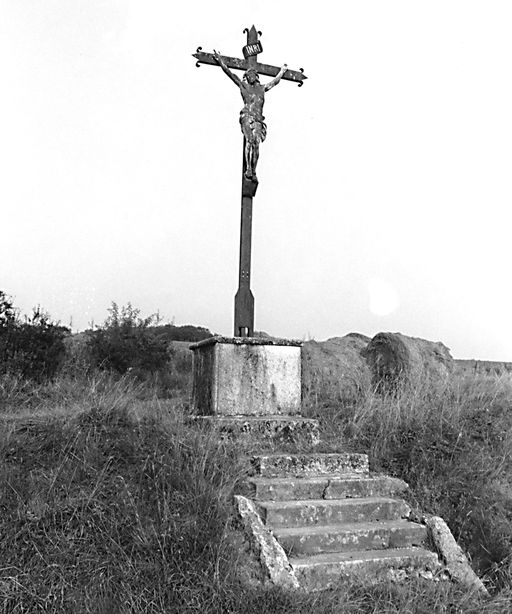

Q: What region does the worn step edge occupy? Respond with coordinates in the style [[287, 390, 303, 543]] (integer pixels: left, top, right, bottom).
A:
[[290, 546, 440, 567], [253, 453, 369, 478], [274, 519, 427, 555], [247, 475, 408, 501], [290, 547, 441, 590], [259, 497, 410, 528]]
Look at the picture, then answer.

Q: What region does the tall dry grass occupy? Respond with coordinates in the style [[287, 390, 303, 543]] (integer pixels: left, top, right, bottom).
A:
[[0, 374, 249, 612], [0, 369, 511, 611]]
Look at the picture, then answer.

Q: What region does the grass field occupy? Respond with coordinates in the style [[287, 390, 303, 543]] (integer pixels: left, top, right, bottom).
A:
[[0, 367, 511, 613]]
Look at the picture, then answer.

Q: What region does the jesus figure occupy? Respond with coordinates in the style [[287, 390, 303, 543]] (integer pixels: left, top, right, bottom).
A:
[[213, 51, 287, 180]]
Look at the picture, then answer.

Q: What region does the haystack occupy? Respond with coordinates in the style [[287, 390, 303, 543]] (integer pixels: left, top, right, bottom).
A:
[[363, 332, 453, 392], [302, 333, 372, 407]]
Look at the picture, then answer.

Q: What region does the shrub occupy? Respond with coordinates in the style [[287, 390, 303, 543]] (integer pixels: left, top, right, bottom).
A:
[[0, 290, 16, 326], [0, 291, 68, 382], [86, 303, 169, 378]]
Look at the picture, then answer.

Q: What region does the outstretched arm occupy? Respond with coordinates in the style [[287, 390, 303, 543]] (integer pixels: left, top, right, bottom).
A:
[[213, 50, 243, 88], [264, 64, 287, 92]]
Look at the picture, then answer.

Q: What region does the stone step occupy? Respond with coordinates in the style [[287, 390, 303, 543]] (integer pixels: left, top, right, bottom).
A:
[[247, 475, 408, 501], [290, 547, 440, 590], [252, 453, 369, 478], [274, 519, 427, 556], [259, 497, 410, 528]]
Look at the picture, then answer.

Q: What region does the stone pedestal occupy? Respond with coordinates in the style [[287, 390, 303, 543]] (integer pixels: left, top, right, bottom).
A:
[[189, 336, 318, 446], [190, 336, 302, 416]]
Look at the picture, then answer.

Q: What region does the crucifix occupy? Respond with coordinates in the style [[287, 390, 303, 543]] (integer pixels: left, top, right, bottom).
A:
[[193, 26, 306, 337]]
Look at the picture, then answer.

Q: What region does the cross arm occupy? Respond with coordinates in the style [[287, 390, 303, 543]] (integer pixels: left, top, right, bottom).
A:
[[193, 50, 248, 72], [193, 49, 307, 86], [256, 61, 306, 86]]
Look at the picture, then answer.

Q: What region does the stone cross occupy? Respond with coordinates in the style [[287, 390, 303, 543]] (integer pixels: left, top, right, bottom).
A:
[[193, 26, 306, 337]]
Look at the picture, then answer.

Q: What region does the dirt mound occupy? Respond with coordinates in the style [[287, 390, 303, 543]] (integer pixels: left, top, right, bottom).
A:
[[302, 333, 372, 407], [363, 332, 453, 391]]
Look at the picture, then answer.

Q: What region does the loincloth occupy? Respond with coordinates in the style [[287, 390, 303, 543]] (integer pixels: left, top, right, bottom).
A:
[[239, 110, 267, 143]]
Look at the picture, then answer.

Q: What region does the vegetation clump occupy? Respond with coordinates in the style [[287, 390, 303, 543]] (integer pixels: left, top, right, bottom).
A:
[[86, 303, 169, 377], [0, 290, 68, 382]]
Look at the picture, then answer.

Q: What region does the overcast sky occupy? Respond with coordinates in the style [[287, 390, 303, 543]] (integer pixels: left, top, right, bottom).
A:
[[2, 1, 511, 360]]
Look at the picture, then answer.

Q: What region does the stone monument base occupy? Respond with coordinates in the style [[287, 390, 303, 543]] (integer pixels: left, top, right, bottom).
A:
[[190, 336, 302, 416], [189, 414, 320, 446]]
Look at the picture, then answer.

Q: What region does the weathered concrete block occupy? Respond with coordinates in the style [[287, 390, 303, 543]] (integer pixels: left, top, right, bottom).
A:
[[190, 336, 302, 416]]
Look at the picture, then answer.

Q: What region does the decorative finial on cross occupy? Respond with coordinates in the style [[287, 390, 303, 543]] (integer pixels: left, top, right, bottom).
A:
[[242, 26, 263, 60]]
